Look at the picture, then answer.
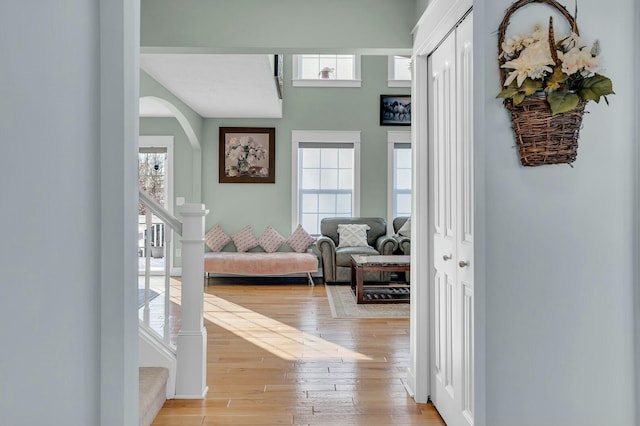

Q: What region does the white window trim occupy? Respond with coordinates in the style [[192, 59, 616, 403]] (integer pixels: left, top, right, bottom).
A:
[[387, 130, 411, 234], [292, 55, 362, 88], [388, 55, 411, 88], [291, 130, 361, 233]]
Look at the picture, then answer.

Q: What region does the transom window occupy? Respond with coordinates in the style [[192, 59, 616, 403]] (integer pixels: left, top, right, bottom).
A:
[[292, 55, 362, 87], [388, 55, 412, 87], [292, 131, 361, 235]]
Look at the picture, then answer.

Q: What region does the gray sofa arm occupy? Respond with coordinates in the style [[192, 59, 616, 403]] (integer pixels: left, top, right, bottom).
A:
[[316, 236, 337, 282], [376, 235, 398, 255]]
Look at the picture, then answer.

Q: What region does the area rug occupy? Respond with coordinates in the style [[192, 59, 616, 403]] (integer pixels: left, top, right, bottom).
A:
[[325, 285, 409, 319], [138, 288, 160, 309]]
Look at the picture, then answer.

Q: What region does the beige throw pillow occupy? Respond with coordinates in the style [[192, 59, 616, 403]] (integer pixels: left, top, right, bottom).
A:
[[231, 225, 259, 252], [205, 224, 232, 252], [337, 224, 370, 248], [286, 224, 316, 253], [398, 217, 411, 237]]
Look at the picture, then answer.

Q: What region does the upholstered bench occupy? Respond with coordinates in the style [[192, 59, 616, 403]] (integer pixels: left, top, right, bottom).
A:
[[204, 251, 318, 286]]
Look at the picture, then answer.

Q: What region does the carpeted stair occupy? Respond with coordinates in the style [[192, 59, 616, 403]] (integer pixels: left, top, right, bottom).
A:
[[139, 367, 169, 426]]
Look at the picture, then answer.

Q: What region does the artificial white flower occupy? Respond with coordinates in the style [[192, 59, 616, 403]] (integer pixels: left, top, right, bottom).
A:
[[560, 32, 580, 50], [502, 40, 555, 87], [558, 46, 599, 75], [501, 34, 524, 58]]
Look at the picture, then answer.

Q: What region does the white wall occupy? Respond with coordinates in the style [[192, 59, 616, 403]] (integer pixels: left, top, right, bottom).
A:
[[0, 2, 101, 424], [475, 0, 638, 425], [0, 1, 138, 425]]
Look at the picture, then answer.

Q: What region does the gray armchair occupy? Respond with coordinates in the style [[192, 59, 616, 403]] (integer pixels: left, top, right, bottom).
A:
[[316, 217, 397, 283], [392, 216, 411, 255]]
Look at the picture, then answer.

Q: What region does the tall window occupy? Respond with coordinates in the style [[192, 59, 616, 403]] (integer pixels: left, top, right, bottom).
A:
[[292, 131, 361, 235], [388, 55, 412, 87], [292, 54, 361, 87], [387, 131, 412, 233], [393, 143, 412, 217]]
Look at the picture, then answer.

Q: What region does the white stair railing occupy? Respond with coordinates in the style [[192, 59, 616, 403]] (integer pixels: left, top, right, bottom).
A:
[[138, 189, 209, 399], [139, 190, 180, 346]]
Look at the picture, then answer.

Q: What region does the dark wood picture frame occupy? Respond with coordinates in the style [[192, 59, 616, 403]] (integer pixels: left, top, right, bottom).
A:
[[219, 127, 276, 183], [380, 94, 411, 126]]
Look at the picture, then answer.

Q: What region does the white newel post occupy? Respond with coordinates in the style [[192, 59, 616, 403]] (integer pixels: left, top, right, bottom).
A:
[[175, 203, 209, 398]]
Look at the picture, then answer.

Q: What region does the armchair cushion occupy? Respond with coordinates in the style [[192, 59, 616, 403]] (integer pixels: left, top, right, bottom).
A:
[[335, 245, 379, 267]]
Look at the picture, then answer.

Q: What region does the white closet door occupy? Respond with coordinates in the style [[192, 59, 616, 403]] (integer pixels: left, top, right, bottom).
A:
[[456, 14, 474, 426], [429, 11, 473, 426], [430, 25, 458, 426]]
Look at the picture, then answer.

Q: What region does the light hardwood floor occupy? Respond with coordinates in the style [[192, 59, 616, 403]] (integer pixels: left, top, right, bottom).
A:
[[151, 278, 445, 425]]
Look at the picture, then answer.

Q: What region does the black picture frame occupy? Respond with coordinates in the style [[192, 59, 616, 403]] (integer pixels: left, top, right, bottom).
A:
[[380, 94, 411, 126], [219, 127, 276, 183]]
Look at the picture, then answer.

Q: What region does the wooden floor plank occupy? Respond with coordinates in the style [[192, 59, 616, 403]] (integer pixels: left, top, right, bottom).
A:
[[150, 281, 445, 426]]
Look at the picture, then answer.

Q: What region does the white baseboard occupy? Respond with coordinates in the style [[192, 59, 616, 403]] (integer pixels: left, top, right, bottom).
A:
[[173, 386, 209, 400]]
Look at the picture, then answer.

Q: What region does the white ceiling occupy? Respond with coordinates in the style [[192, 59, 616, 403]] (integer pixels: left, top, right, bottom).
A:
[[139, 54, 282, 119]]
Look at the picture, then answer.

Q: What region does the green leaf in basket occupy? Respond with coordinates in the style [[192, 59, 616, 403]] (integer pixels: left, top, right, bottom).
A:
[[520, 78, 543, 95], [545, 68, 568, 92], [513, 92, 526, 105], [577, 74, 615, 103], [547, 90, 581, 115], [497, 85, 520, 99], [497, 78, 543, 101]]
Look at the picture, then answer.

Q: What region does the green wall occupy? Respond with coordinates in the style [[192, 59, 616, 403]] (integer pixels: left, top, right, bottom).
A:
[[204, 55, 409, 238], [141, 0, 415, 54], [141, 54, 409, 247], [415, 0, 431, 19]]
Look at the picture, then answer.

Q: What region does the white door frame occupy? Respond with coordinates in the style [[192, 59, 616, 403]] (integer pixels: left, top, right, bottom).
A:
[[407, 0, 473, 404]]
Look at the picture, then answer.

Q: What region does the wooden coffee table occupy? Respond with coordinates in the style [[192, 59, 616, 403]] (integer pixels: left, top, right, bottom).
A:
[[350, 255, 410, 304]]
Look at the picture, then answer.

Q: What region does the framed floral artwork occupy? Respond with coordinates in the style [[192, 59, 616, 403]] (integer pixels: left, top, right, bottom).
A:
[[219, 127, 276, 183]]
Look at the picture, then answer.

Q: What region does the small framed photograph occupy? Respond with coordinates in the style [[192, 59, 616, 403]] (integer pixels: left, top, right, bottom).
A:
[[380, 94, 411, 126], [219, 127, 275, 183]]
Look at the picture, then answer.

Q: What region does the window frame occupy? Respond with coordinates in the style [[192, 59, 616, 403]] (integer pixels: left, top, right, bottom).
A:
[[387, 130, 412, 234], [291, 130, 361, 234], [387, 55, 412, 88], [292, 54, 362, 88]]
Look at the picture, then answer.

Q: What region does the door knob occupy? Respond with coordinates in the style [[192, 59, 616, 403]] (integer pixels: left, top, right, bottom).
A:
[[459, 260, 469, 267], [443, 254, 452, 261]]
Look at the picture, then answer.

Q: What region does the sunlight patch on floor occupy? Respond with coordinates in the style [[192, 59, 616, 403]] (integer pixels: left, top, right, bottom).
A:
[[171, 289, 372, 362]]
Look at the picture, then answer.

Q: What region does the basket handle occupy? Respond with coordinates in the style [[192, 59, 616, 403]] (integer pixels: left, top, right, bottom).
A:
[[498, 0, 579, 85]]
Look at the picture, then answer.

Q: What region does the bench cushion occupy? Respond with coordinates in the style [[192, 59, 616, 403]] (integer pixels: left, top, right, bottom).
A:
[[205, 252, 318, 276]]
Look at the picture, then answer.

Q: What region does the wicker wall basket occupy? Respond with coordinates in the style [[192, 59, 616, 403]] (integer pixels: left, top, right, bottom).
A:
[[499, 0, 586, 167]]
